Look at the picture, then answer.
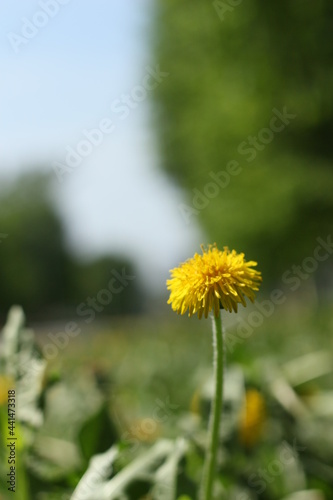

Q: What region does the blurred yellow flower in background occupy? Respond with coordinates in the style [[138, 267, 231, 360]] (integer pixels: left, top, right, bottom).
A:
[[167, 244, 262, 318], [0, 375, 14, 405], [127, 418, 161, 443], [239, 389, 266, 448]]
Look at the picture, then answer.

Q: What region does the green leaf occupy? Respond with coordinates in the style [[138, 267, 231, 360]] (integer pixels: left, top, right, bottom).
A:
[[78, 403, 119, 462], [0, 306, 46, 428]]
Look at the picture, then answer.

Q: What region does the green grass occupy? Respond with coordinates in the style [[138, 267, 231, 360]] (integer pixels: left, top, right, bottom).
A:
[[41, 301, 333, 427], [2, 301, 333, 499]]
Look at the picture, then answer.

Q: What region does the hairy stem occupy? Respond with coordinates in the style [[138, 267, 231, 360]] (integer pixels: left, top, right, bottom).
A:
[[199, 314, 224, 500]]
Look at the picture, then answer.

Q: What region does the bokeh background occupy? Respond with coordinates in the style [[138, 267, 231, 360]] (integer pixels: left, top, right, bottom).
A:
[[1, 0, 333, 318], [1, 1, 333, 499], [1, 0, 202, 320]]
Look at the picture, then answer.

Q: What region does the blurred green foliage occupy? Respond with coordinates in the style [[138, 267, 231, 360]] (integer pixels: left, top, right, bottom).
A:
[[0, 174, 68, 314], [153, 0, 333, 282], [1, 305, 333, 499], [0, 173, 144, 319]]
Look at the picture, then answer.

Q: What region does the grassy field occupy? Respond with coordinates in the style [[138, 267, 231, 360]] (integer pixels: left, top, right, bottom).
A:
[[1, 300, 332, 499], [41, 300, 333, 434]]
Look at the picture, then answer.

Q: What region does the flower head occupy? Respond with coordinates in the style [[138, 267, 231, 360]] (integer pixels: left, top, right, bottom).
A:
[[167, 244, 262, 318]]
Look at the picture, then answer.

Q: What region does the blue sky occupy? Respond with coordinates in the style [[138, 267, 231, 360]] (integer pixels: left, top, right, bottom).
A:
[[0, 0, 201, 291]]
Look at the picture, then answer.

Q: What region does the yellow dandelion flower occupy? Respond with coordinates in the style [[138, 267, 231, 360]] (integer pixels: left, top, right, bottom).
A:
[[167, 244, 262, 318], [239, 389, 266, 448], [0, 376, 14, 406], [128, 418, 161, 443]]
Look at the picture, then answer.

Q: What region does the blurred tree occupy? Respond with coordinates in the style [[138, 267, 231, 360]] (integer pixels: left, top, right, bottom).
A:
[[0, 173, 69, 315], [0, 173, 144, 318], [67, 256, 144, 317], [153, 0, 333, 283]]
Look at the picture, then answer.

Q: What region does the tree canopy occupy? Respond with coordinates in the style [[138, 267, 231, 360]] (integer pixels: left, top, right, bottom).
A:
[[0, 173, 144, 318], [153, 0, 333, 283]]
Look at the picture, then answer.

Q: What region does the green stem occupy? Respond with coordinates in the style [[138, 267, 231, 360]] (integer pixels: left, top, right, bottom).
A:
[[199, 314, 224, 500]]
